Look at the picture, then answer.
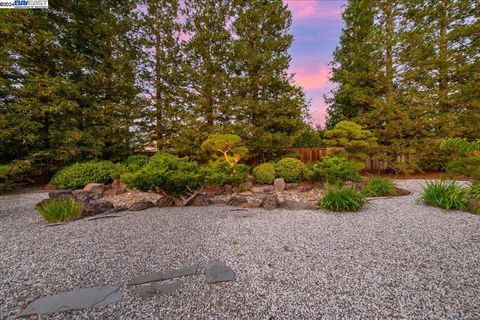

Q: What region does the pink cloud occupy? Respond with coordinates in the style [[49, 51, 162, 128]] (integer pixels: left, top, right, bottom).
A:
[[291, 64, 331, 90], [310, 100, 328, 126], [284, 1, 343, 20]]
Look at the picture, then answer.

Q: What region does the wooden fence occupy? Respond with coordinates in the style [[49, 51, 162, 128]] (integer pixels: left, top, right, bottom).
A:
[[290, 148, 409, 172]]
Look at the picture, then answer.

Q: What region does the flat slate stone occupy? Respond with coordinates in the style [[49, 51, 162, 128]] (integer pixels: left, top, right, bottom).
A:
[[127, 265, 198, 286], [205, 261, 236, 284], [135, 282, 183, 297], [19, 286, 122, 317]]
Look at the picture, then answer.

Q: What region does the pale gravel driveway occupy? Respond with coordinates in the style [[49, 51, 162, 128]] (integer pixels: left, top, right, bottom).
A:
[[1, 180, 480, 319]]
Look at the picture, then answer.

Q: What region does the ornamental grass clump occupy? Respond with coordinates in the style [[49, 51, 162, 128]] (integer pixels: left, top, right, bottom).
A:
[[36, 198, 83, 223], [362, 177, 395, 197], [420, 180, 468, 210], [319, 186, 365, 212]]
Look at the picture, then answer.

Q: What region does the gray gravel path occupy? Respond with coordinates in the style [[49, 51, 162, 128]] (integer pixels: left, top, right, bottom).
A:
[[1, 180, 480, 319]]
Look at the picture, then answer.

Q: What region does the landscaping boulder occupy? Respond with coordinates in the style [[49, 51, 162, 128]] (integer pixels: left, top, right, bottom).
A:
[[244, 181, 254, 190], [84, 183, 105, 199], [104, 179, 127, 197], [260, 194, 278, 210], [129, 200, 155, 211], [43, 183, 58, 191], [82, 201, 114, 216], [49, 190, 73, 199], [227, 195, 248, 206], [190, 194, 211, 206], [156, 197, 171, 208], [251, 185, 275, 194], [72, 189, 93, 203], [274, 178, 286, 193]]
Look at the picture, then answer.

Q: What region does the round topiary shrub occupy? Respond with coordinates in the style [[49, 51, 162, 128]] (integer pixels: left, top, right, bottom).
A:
[[275, 158, 305, 182], [253, 163, 276, 184], [50, 160, 118, 189]]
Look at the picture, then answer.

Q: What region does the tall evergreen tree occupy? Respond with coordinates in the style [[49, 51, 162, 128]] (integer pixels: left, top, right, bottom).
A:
[[231, 0, 309, 162]]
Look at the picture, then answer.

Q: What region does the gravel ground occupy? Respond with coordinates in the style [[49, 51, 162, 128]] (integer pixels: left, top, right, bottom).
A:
[[1, 180, 480, 319]]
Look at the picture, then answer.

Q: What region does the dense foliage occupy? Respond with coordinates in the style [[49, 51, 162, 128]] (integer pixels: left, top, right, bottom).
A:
[[201, 162, 249, 187], [420, 180, 469, 210], [0, 0, 307, 184], [50, 161, 120, 189], [121, 153, 201, 196], [362, 177, 395, 197], [445, 157, 480, 181], [123, 155, 150, 172], [327, 0, 480, 169], [275, 158, 305, 183], [319, 186, 365, 212], [36, 198, 83, 223], [312, 157, 360, 185], [252, 163, 277, 184]]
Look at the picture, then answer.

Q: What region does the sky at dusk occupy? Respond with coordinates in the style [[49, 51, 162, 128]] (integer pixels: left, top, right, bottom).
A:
[[284, 0, 347, 126]]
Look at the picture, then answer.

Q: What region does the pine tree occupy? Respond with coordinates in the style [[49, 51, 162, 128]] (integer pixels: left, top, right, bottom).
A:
[[231, 0, 309, 162], [325, 0, 382, 129], [138, 0, 184, 151]]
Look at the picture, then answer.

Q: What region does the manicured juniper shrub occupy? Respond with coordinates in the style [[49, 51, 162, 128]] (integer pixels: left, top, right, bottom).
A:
[[201, 161, 249, 186], [253, 163, 276, 184], [362, 177, 395, 197], [36, 198, 83, 223], [121, 153, 201, 197], [275, 158, 305, 182], [420, 180, 469, 210], [123, 155, 150, 172], [319, 186, 365, 212], [50, 160, 119, 189], [315, 156, 360, 185]]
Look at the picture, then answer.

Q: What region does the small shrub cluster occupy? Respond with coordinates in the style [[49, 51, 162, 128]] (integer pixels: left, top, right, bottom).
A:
[[121, 153, 202, 196], [275, 158, 305, 182], [36, 198, 83, 223], [253, 163, 276, 184], [362, 177, 395, 197], [123, 155, 150, 172], [201, 161, 249, 187], [319, 186, 365, 212], [50, 160, 119, 189], [313, 157, 360, 185], [420, 180, 469, 210]]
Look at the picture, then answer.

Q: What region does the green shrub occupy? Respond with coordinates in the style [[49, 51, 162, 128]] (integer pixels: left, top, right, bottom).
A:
[[123, 155, 149, 172], [36, 198, 83, 223], [201, 161, 249, 186], [253, 163, 276, 184], [446, 157, 480, 180], [362, 177, 395, 197], [50, 160, 118, 189], [121, 153, 201, 196], [315, 156, 360, 185], [420, 180, 469, 210], [0, 164, 9, 178], [467, 182, 480, 214], [319, 186, 365, 212], [275, 158, 305, 182]]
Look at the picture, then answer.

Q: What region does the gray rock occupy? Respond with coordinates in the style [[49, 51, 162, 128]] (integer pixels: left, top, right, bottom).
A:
[[223, 184, 233, 195], [278, 199, 316, 210], [105, 206, 128, 214], [274, 178, 286, 193], [127, 265, 198, 286], [227, 196, 248, 206], [129, 201, 155, 211], [244, 181, 254, 190], [19, 286, 122, 317], [135, 282, 183, 298], [83, 183, 105, 200], [103, 179, 127, 196], [260, 194, 278, 210], [48, 190, 73, 199], [82, 201, 114, 216], [205, 261, 236, 284], [73, 189, 93, 203], [251, 185, 275, 194], [156, 197, 171, 207], [190, 194, 211, 206]]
